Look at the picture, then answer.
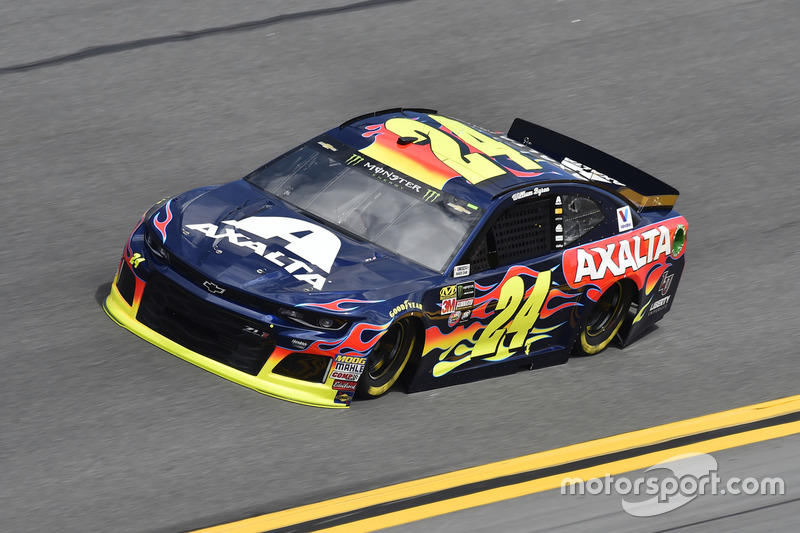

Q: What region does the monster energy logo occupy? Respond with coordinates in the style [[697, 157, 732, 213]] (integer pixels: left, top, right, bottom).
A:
[[346, 154, 364, 165], [422, 189, 441, 202]]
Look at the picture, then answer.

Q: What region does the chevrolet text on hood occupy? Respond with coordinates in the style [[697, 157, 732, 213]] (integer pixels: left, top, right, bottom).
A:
[[104, 108, 687, 408]]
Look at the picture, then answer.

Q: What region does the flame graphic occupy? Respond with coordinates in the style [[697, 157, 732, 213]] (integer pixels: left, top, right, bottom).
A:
[[644, 262, 668, 294], [298, 298, 384, 313], [360, 120, 553, 188], [540, 289, 583, 319], [425, 266, 567, 377], [314, 320, 391, 356], [361, 123, 458, 190], [153, 200, 173, 242]]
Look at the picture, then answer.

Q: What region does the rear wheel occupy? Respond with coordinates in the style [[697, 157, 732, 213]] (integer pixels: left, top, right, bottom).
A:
[[574, 281, 632, 356], [356, 320, 417, 399]]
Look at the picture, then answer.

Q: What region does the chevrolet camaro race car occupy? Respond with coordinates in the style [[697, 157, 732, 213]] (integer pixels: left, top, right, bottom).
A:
[[104, 108, 688, 408]]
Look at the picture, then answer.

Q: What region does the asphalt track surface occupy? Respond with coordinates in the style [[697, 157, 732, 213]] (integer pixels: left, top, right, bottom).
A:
[[391, 433, 800, 532], [1, 0, 798, 531]]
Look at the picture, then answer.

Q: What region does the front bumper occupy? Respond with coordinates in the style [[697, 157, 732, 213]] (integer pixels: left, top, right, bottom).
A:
[[104, 270, 354, 408]]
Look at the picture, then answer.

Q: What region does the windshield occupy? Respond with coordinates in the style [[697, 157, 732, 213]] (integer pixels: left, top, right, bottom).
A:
[[246, 139, 483, 272]]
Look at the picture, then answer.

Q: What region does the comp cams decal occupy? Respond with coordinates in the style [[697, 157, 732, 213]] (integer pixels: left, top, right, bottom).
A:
[[185, 216, 342, 290]]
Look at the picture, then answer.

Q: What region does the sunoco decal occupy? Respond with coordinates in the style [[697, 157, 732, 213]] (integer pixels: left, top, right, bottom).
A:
[[185, 216, 341, 290]]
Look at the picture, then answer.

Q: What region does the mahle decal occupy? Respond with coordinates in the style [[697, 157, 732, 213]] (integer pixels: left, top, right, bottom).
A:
[[185, 216, 341, 290]]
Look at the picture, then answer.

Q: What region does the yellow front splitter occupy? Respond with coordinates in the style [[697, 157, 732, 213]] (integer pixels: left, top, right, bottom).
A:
[[103, 283, 346, 408]]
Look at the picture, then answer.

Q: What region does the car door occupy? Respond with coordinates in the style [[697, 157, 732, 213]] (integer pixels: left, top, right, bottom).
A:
[[428, 187, 618, 380]]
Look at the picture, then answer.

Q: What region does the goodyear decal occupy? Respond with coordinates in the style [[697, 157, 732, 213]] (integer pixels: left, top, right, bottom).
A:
[[389, 300, 423, 318]]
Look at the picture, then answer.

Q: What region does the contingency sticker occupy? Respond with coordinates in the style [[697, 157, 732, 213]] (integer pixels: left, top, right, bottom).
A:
[[617, 206, 633, 232]]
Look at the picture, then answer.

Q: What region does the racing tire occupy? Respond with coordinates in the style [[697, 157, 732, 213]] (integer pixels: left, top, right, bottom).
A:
[[356, 320, 418, 399], [574, 281, 633, 356]]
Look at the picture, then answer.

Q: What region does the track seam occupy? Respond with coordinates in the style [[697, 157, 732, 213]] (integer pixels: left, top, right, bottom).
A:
[[0, 0, 414, 75]]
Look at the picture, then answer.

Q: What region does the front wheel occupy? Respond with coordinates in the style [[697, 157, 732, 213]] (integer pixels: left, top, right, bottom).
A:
[[356, 320, 417, 399], [574, 281, 632, 356]]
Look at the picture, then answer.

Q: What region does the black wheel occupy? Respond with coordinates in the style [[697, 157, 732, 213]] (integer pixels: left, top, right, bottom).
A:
[[574, 281, 632, 356], [356, 320, 417, 399]]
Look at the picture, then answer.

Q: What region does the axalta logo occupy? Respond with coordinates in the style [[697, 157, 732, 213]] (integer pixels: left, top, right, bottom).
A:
[[564, 223, 676, 286], [185, 216, 341, 290]]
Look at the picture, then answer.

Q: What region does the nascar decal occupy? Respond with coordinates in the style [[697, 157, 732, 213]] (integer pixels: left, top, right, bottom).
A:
[[360, 116, 549, 189], [185, 216, 341, 290], [562, 217, 688, 290], [425, 266, 565, 377]]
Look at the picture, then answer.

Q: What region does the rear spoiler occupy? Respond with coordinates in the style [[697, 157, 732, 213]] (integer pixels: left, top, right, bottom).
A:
[[507, 118, 679, 210]]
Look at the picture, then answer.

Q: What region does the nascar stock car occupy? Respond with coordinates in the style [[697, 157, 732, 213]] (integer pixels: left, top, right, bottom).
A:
[[104, 108, 688, 408]]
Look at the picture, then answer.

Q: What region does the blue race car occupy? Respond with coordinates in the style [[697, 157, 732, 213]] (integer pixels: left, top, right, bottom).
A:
[[105, 108, 688, 407]]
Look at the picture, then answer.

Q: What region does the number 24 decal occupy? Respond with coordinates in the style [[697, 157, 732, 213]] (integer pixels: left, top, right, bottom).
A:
[[433, 271, 551, 377]]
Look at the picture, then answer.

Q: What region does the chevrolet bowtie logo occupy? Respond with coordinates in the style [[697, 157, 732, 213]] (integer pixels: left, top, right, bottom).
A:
[[203, 281, 226, 294]]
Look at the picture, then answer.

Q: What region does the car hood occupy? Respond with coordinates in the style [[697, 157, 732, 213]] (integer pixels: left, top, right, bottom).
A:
[[156, 181, 432, 300]]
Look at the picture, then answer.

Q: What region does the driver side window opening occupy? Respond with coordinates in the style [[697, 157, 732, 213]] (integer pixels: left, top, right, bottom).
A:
[[469, 198, 551, 273], [559, 194, 604, 247]]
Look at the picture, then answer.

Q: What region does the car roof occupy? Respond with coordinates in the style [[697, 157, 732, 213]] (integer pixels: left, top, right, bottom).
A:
[[324, 109, 590, 209]]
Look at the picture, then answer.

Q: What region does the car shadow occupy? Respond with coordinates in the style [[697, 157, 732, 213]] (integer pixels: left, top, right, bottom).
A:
[[95, 282, 112, 308]]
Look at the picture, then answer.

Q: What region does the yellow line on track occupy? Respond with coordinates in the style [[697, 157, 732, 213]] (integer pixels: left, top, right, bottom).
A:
[[193, 394, 800, 533]]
